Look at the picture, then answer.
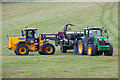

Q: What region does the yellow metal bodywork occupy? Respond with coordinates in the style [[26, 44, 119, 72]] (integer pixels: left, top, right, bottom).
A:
[[8, 36, 44, 52], [38, 38, 44, 52], [8, 36, 26, 50]]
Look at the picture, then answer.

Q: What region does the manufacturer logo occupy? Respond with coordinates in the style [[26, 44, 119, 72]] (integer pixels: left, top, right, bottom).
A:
[[30, 40, 34, 43]]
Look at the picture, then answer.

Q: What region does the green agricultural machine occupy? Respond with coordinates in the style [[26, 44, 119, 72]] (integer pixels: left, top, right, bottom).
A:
[[78, 26, 113, 56]]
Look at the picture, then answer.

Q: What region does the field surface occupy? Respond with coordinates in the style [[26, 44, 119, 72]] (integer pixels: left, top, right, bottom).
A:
[[2, 2, 118, 78]]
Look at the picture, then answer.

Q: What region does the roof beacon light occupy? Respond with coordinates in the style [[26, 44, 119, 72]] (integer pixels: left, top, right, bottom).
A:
[[102, 26, 104, 28], [25, 26, 27, 28], [86, 26, 88, 28]]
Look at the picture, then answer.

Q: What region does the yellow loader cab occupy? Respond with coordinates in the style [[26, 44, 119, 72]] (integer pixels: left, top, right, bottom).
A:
[[8, 27, 55, 55]]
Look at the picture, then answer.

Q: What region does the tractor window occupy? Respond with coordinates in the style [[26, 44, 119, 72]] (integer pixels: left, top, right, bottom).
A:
[[89, 30, 101, 37], [28, 30, 34, 38], [34, 30, 38, 38]]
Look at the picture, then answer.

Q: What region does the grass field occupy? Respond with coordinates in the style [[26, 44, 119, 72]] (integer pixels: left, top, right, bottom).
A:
[[2, 2, 118, 78]]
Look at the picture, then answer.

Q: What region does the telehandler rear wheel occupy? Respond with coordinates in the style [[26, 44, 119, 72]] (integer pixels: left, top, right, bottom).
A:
[[104, 44, 113, 56], [43, 44, 55, 55], [38, 52, 44, 55], [87, 44, 96, 56], [78, 40, 85, 55], [15, 44, 29, 55]]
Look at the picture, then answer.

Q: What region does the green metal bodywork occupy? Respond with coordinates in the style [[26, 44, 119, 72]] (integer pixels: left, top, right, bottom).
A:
[[98, 45, 110, 51], [93, 37, 110, 51]]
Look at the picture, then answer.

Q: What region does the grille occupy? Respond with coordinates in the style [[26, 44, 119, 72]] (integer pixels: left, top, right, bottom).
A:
[[99, 40, 105, 45]]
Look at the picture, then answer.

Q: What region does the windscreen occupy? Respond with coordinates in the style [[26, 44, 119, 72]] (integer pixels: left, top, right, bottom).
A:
[[34, 30, 38, 38], [89, 29, 102, 37]]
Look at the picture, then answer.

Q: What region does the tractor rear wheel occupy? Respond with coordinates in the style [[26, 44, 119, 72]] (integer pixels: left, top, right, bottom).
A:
[[77, 40, 85, 55], [87, 44, 96, 56], [60, 46, 67, 53], [43, 44, 55, 55], [15, 44, 29, 55], [104, 44, 113, 56]]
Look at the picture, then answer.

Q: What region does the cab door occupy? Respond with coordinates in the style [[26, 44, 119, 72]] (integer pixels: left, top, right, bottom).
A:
[[26, 30, 35, 45], [84, 29, 89, 45]]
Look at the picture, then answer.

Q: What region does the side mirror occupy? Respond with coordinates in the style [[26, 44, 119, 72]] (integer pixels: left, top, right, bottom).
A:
[[107, 36, 108, 39], [105, 29, 107, 33], [21, 30, 24, 37]]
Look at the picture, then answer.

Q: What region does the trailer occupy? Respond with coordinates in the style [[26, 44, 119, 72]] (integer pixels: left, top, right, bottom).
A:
[[40, 24, 84, 53]]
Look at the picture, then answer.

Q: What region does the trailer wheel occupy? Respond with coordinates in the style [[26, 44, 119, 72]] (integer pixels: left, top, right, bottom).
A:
[[87, 44, 96, 56], [43, 44, 55, 55], [15, 44, 29, 55], [78, 40, 85, 55], [60, 46, 67, 53], [104, 44, 113, 56]]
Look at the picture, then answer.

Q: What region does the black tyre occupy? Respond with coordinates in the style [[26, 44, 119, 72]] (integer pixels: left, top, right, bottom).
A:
[[104, 44, 113, 56], [43, 44, 55, 55], [15, 44, 29, 55], [14, 50, 17, 54], [60, 46, 67, 53], [87, 44, 96, 56], [38, 52, 44, 55], [96, 51, 103, 55], [77, 40, 85, 55]]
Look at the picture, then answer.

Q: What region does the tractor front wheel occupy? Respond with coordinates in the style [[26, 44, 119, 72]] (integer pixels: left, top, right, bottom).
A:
[[43, 44, 55, 55], [96, 51, 103, 55], [15, 44, 29, 55], [87, 44, 96, 56], [104, 44, 113, 56]]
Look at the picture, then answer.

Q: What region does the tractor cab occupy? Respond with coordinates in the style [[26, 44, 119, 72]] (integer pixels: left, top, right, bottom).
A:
[[83, 27, 109, 45], [84, 27, 108, 39], [84, 28, 102, 38]]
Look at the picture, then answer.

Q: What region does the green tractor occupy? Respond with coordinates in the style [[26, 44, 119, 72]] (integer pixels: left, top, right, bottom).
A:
[[78, 26, 113, 56]]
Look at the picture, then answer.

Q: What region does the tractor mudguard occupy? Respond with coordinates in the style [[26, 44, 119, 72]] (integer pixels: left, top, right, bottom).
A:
[[41, 43, 52, 50], [15, 41, 26, 46]]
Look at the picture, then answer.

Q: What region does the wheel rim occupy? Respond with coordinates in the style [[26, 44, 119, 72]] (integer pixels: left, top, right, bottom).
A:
[[46, 46, 53, 53], [88, 46, 91, 55], [19, 47, 26, 54], [79, 42, 82, 53]]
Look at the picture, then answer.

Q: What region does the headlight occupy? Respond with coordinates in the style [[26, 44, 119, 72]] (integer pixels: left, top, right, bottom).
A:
[[103, 39, 106, 41], [99, 39, 102, 41]]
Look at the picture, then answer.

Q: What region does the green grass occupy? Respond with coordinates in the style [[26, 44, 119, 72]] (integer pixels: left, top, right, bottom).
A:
[[2, 55, 118, 78], [2, 2, 118, 78]]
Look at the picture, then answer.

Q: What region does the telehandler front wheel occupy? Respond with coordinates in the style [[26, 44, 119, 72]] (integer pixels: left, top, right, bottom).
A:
[[15, 44, 29, 55], [104, 44, 113, 56], [43, 44, 55, 55], [87, 44, 96, 56]]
